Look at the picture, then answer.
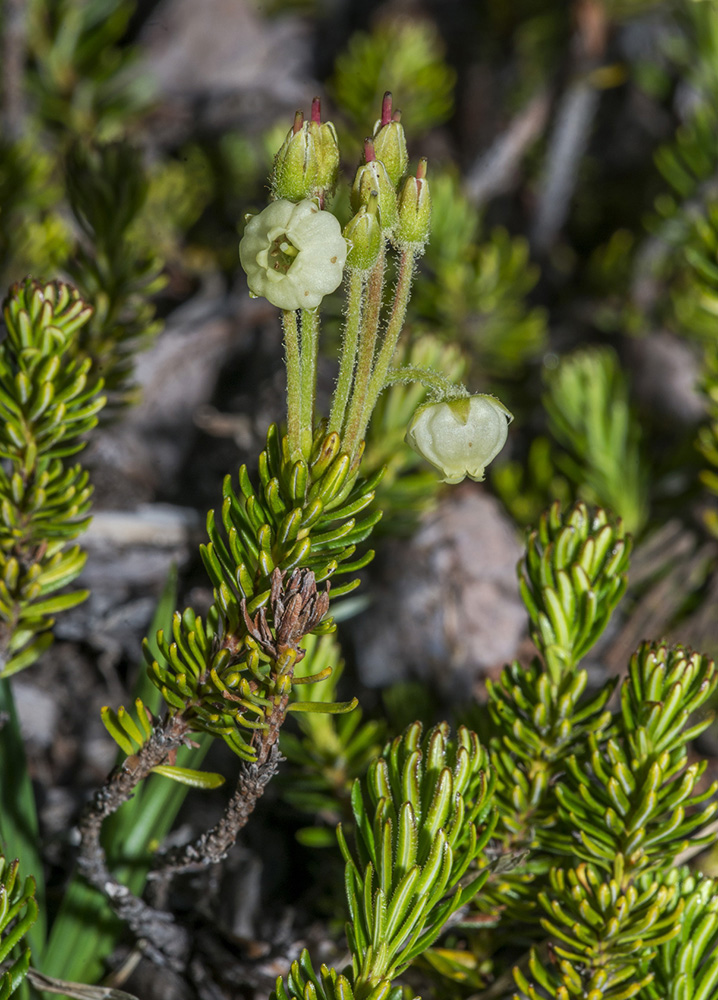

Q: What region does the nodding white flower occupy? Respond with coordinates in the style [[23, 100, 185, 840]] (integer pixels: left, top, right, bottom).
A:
[[239, 199, 347, 311], [405, 394, 513, 484]]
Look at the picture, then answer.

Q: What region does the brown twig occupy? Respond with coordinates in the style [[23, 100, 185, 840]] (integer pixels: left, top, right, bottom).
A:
[[148, 742, 283, 880], [530, 0, 609, 253], [464, 92, 550, 206], [78, 568, 328, 967], [27, 968, 140, 1000], [242, 567, 330, 662], [77, 714, 192, 969], [146, 571, 329, 881]]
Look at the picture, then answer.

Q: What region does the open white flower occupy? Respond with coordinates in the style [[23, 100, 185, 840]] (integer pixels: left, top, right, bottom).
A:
[[405, 394, 513, 484], [239, 199, 347, 310]]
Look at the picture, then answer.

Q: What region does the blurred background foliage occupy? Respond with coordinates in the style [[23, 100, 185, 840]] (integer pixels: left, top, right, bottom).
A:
[[2, 0, 718, 532], [4, 0, 718, 619], [3, 0, 718, 995]]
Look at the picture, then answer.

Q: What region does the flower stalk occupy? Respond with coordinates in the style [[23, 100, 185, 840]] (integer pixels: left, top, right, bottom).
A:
[[299, 307, 321, 458], [237, 96, 511, 489], [363, 246, 417, 427], [282, 307, 303, 461], [341, 242, 387, 462], [329, 268, 365, 436]]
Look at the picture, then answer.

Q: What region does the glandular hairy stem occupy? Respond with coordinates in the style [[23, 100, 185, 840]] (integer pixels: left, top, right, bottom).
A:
[[342, 243, 387, 463], [362, 247, 417, 435], [329, 268, 365, 437], [299, 307, 320, 459], [382, 363, 469, 398], [282, 309, 303, 461]]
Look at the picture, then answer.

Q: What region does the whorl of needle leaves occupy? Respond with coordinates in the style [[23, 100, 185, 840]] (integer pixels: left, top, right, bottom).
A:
[[144, 423, 381, 760], [0, 854, 38, 998], [272, 951, 400, 1000], [487, 652, 615, 848], [482, 501, 631, 927], [473, 505, 626, 936], [514, 857, 683, 1000], [487, 502, 628, 839], [342, 723, 496, 985], [273, 722, 496, 1000], [516, 868, 718, 1000], [645, 868, 718, 1000], [517, 642, 718, 1000], [545, 642, 718, 870], [519, 501, 631, 680], [0, 279, 106, 676]]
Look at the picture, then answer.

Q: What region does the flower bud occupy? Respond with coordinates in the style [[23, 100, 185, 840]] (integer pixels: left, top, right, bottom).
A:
[[239, 199, 347, 310], [405, 394, 513, 484], [350, 139, 398, 232], [272, 111, 317, 202], [343, 193, 383, 271], [372, 92, 408, 187], [312, 98, 340, 198], [395, 158, 431, 249], [272, 99, 340, 205]]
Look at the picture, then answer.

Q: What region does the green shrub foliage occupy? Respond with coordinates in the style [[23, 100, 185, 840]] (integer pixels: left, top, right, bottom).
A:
[[0, 279, 105, 676]]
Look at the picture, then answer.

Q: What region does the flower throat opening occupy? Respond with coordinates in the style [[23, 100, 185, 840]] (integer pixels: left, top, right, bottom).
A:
[[270, 235, 299, 274]]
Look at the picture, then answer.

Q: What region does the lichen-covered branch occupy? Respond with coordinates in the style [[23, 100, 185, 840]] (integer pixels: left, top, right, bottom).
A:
[[77, 716, 191, 969], [149, 743, 282, 879]]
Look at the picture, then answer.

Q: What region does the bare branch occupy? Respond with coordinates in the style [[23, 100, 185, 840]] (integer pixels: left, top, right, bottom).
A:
[[27, 968, 140, 1000], [464, 92, 550, 206], [148, 742, 282, 880], [530, 0, 609, 252], [77, 715, 192, 970], [530, 80, 600, 253]]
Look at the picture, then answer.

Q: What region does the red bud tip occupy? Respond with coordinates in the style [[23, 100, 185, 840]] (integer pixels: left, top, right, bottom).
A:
[[364, 138, 376, 162], [381, 91, 393, 126], [292, 110, 304, 134], [416, 157, 428, 180], [392, 109, 402, 122], [311, 96, 322, 123]]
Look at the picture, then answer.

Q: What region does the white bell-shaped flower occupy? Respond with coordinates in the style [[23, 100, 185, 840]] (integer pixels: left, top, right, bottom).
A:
[[405, 394, 513, 484], [239, 199, 347, 310]]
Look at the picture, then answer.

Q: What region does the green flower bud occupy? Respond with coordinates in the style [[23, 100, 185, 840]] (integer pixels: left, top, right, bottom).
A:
[[239, 199, 347, 310], [372, 92, 408, 187], [395, 158, 431, 249], [272, 99, 340, 206], [350, 139, 398, 232], [405, 394, 513, 484], [315, 119, 340, 197], [343, 194, 383, 271], [272, 111, 318, 202]]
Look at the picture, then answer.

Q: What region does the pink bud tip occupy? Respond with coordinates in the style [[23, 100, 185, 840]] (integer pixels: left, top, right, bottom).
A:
[[292, 110, 304, 134], [416, 157, 428, 180], [311, 97, 322, 123], [364, 138, 376, 162], [381, 91, 393, 126], [392, 109, 402, 122]]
